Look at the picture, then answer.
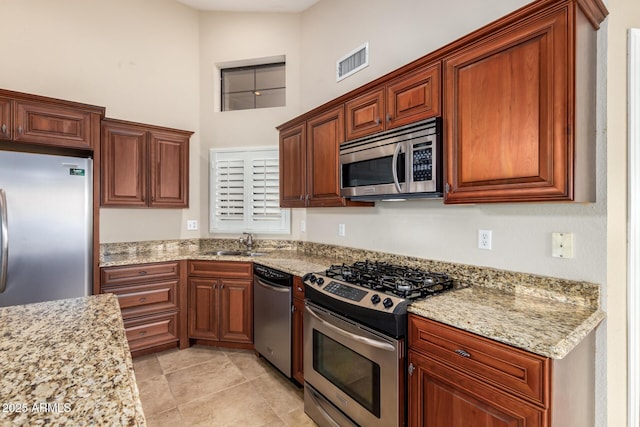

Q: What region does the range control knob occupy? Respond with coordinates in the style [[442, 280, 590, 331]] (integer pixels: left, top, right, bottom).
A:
[[316, 277, 325, 285], [307, 274, 317, 284], [371, 294, 381, 305], [382, 298, 394, 309], [302, 273, 313, 282]]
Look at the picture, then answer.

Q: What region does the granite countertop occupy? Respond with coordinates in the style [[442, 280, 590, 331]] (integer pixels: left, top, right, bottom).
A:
[[99, 239, 604, 361], [0, 294, 146, 426]]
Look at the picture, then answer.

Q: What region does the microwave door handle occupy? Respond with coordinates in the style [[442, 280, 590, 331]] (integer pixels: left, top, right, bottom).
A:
[[392, 142, 403, 193]]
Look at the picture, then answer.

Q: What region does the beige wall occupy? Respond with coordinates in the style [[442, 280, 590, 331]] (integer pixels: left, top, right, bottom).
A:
[[0, 0, 201, 243]]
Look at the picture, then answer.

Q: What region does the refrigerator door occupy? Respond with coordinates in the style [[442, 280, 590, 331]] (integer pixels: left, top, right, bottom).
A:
[[0, 151, 92, 307]]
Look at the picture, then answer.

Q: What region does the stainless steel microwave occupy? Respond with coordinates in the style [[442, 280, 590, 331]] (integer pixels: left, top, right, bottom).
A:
[[339, 117, 442, 200]]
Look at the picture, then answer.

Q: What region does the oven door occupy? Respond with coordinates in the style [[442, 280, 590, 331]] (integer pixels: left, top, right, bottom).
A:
[[304, 301, 403, 427]]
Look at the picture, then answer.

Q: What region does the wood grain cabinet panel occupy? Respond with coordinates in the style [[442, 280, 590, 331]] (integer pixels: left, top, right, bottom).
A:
[[345, 62, 441, 140], [101, 118, 192, 208], [279, 123, 307, 207], [14, 100, 94, 149], [279, 107, 371, 208], [0, 97, 12, 139], [292, 276, 305, 384], [100, 261, 186, 357], [187, 261, 253, 346], [443, 2, 603, 203]]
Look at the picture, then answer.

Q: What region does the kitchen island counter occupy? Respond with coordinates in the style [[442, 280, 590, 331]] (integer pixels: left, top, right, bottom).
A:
[[0, 294, 146, 426]]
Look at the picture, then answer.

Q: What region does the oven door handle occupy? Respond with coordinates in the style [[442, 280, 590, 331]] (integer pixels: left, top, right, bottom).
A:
[[305, 304, 396, 352]]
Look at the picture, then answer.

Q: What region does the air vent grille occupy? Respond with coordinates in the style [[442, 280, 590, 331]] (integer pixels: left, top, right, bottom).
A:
[[337, 42, 369, 81]]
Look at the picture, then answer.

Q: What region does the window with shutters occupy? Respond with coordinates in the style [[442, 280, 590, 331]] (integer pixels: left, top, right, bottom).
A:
[[210, 148, 290, 234]]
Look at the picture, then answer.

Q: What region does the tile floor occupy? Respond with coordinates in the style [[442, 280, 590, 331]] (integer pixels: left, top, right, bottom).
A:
[[133, 345, 318, 427]]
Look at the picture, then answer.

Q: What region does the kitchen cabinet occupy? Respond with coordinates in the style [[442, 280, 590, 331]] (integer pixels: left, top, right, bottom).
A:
[[101, 118, 191, 208], [408, 314, 596, 427], [443, 0, 606, 203], [291, 276, 305, 384], [278, 106, 372, 208], [345, 62, 441, 140], [0, 89, 104, 151], [187, 261, 253, 347], [101, 261, 188, 357]]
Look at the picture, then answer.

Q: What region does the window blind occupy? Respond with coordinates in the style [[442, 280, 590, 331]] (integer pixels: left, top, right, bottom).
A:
[[210, 148, 290, 234]]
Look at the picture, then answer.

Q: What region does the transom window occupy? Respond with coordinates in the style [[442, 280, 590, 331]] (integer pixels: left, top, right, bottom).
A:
[[221, 63, 285, 111]]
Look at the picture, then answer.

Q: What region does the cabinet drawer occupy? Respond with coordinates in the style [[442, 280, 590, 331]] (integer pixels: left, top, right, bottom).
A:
[[188, 260, 252, 279], [124, 312, 178, 352], [293, 276, 305, 300], [105, 280, 179, 319], [408, 314, 549, 406], [101, 262, 180, 286]]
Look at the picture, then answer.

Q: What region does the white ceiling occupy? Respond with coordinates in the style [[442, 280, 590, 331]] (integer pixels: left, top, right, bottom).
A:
[[176, 0, 320, 13]]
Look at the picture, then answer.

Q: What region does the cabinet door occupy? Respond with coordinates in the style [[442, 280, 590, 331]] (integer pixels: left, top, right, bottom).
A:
[[306, 106, 346, 207], [219, 278, 252, 343], [101, 122, 148, 207], [0, 97, 11, 140], [292, 296, 305, 384], [149, 130, 189, 208], [444, 9, 569, 203], [188, 278, 219, 340], [408, 350, 547, 427], [345, 87, 385, 140], [279, 122, 307, 207], [14, 100, 93, 149], [387, 63, 441, 129]]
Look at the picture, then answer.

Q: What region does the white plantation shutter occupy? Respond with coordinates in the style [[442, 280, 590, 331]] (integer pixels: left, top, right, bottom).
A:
[[210, 148, 290, 233]]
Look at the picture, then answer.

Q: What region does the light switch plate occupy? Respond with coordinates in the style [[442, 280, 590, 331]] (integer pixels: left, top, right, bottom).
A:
[[552, 232, 573, 258]]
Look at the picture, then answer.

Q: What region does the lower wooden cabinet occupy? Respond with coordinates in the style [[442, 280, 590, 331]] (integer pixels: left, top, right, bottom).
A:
[[100, 261, 188, 357], [187, 261, 253, 346], [408, 314, 596, 427], [291, 276, 305, 384]]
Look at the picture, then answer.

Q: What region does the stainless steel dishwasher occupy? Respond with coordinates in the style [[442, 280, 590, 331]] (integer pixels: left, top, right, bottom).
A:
[[253, 264, 293, 378]]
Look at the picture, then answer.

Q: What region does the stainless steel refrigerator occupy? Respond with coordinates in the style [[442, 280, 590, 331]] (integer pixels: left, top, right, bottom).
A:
[[0, 150, 92, 307]]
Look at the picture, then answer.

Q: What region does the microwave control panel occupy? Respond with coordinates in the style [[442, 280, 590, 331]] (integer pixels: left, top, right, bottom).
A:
[[412, 143, 433, 182]]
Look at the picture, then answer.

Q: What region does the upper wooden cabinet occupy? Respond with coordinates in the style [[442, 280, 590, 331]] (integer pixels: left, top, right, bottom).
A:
[[279, 106, 372, 208], [101, 118, 192, 208], [0, 89, 104, 151], [345, 63, 441, 140], [443, 0, 606, 203]]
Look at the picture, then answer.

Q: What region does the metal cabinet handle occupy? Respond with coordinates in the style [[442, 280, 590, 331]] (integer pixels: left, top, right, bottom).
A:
[[297, 287, 303, 292], [454, 349, 471, 358], [375, 117, 381, 125], [386, 113, 392, 123], [1, 124, 6, 134], [138, 270, 147, 275], [17, 126, 23, 134], [138, 297, 147, 303], [138, 331, 147, 336]]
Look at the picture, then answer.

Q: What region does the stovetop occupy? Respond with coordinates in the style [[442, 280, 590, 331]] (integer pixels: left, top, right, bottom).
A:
[[324, 260, 453, 300], [303, 260, 454, 338]]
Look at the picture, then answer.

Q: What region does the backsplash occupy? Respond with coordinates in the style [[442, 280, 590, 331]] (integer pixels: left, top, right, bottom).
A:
[[100, 238, 600, 309]]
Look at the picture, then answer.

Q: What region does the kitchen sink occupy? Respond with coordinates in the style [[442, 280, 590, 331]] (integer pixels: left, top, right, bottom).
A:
[[207, 250, 267, 257]]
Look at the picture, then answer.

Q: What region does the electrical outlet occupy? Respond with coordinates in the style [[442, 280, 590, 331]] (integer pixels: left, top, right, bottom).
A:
[[300, 220, 306, 232], [478, 229, 492, 250], [187, 220, 198, 231], [338, 224, 346, 237]]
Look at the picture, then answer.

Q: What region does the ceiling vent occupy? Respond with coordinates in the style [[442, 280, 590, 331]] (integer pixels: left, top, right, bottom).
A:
[[336, 42, 369, 81]]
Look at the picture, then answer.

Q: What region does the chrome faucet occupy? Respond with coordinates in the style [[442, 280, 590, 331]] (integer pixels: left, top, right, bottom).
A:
[[239, 232, 254, 252]]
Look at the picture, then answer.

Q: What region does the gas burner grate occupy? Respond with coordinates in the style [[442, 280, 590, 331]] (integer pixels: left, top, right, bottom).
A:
[[325, 260, 453, 301]]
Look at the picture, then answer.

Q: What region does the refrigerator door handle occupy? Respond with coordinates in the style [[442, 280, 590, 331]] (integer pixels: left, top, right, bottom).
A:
[[0, 188, 7, 293]]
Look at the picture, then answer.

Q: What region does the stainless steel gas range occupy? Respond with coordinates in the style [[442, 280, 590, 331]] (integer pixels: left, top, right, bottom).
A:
[[302, 261, 454, 427]]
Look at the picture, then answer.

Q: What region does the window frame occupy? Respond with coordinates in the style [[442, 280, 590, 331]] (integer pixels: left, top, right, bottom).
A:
[[220, 62, 286, 111]]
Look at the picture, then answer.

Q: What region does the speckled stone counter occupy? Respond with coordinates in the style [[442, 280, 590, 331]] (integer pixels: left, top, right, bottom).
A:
[[100, 238, 604, 360], [0, 294, 146, 426]]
